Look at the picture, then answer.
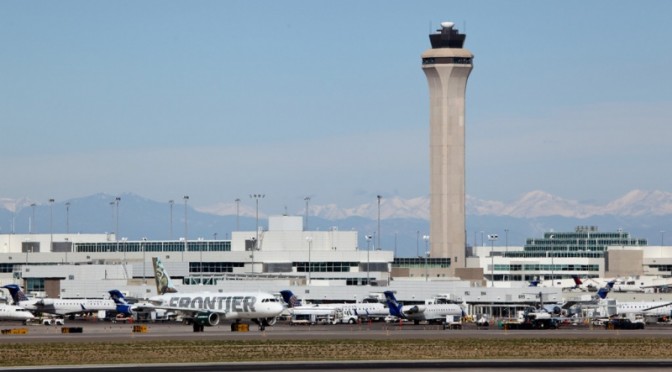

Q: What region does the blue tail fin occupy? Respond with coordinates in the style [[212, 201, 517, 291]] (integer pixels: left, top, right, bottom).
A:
[[109, 290, 128, 305], [528, 279, 540, 287], [109, 290, 133, 316], [2, 284, 29, 305], [152, 257, 177, 295], [279, 290, 302, 308], [383, 291, 405, 318], [596, 280, 616, 299]]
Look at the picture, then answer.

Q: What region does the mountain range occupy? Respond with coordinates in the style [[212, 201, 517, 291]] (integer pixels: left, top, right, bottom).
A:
[[1, 190, 670, 257]]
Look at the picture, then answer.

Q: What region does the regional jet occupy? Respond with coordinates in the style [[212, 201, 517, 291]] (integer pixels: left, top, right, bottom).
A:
[[2, 284, 128, 318], [0, 304, 35, 322], [384, 291, 464, 325], [280, 290, 389, 323], [142, 257, 284, 331]]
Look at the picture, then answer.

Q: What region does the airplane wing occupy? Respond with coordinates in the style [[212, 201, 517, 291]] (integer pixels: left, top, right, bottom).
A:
[[642, 302, 672, 312], [561, 300, 578, 310]]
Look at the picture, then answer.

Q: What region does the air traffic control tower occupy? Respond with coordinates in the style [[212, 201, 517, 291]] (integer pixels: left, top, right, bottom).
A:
[[422, 22, 473, 275]]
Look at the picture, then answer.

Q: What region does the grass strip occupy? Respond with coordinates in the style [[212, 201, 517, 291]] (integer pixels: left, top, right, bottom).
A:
[[2, 338, 672, 366]]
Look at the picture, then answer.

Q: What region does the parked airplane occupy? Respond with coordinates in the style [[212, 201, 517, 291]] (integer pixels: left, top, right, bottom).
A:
[[280, 290, 388, 323], [383, 291, 464, 325], [530, 275, 588, 291], [108, 290, 135, 317], [108, 289, 172, 321], [573, 276, 672, 294], [2, 284, 121, 318], [143, 257, 284, 331], [0, 304, 35, 322], [596, 280, 672, 318]]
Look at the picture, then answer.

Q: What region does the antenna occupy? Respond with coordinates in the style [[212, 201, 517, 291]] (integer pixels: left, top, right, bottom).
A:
[[428, 20, 432, 34], [463, 20, 467, 33]]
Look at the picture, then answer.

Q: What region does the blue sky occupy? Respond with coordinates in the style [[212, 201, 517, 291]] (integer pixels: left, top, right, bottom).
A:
[[1, 1, 670, 214]]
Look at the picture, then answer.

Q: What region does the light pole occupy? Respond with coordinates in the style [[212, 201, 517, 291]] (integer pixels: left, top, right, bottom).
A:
[[64, 201, 71, 264], [488, 234, 499, 287], [250, 194, 264, 274], [376, 195, 382, 249], [235, 198, 240, 231], [65, 202, 71, 234], [423, 235, 430, 282], [169, 200, 174, 240], [30, 203, 36, 234], [49, 198, 54, 251], [662, 231, 665, 246], [504, 229, 509, 253], [549, 234, 555, 285], [109, 201, 115, 236], [304, 196, 310, 231], [365, 235, 372, 285], [142, 237, 147, 284], [183, 196, 189, 262], [416, 231, 419, 257], [306, 236, 312, 285], [115, 197, 121, 253]]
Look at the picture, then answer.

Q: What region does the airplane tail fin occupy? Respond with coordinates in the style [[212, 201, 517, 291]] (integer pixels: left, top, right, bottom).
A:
[[383, 291, 405, 318], [528, 279, 540, 287], [596, 280, 616, 300], [109, 290, 128, 305], [279, 290, 302, 308], [571, 275, 583, 287], [109, 290, 133, 316], [152, 257, 178, 295], [2, 284, 29, 305]]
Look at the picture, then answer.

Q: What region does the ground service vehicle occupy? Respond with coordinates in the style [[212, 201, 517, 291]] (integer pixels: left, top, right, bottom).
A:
[[499, 309, 560, 330], [606, 318, 645, 329], [442, 315, 463, 330]]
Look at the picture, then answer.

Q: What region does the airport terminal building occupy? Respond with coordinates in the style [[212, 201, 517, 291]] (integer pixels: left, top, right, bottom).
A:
[[0, 216, 669, 309]]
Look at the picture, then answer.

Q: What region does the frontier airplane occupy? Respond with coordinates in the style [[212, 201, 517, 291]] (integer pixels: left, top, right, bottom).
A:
[[141, 257, 284, 332]]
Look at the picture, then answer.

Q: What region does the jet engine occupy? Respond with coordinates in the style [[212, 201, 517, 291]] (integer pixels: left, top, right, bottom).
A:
[[193, 312, 219, 326], [37, 299, 55, 306]]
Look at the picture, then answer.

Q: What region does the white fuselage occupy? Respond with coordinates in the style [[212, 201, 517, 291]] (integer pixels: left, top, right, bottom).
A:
[[149, 291, 284, 321], [402, 304, 462, 322], [614, 301, 672, 317], [19, 298, 116, 316], [288, 302, 388, 320], [0, 305, 35, 321], [338, 303, 388, 319]]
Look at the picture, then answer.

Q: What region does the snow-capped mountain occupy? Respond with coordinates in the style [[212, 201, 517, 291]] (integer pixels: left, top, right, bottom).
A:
[[0, 197, 37, 213], [197, 190, 672, 220], [1, 190, 670, 256]]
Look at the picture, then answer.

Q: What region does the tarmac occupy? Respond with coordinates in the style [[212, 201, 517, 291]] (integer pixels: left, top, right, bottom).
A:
[[1, 319, 672, 343]]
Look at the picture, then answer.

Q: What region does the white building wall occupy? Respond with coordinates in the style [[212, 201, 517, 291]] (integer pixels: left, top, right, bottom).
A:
[[0, 233, 115, 253], [232, 215, 358, 253]]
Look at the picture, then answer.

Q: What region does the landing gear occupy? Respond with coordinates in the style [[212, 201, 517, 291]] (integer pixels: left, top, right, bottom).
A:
[[192, 323, 205, 332], [252, 318, 267, 331]]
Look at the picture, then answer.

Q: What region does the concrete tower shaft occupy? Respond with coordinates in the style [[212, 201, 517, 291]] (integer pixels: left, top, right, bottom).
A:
[[421, 24, 473, 274]]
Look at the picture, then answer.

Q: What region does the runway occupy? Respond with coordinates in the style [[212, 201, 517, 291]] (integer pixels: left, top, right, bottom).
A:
[[2, 320, 672, 370], [2, 319, 672, 343]]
